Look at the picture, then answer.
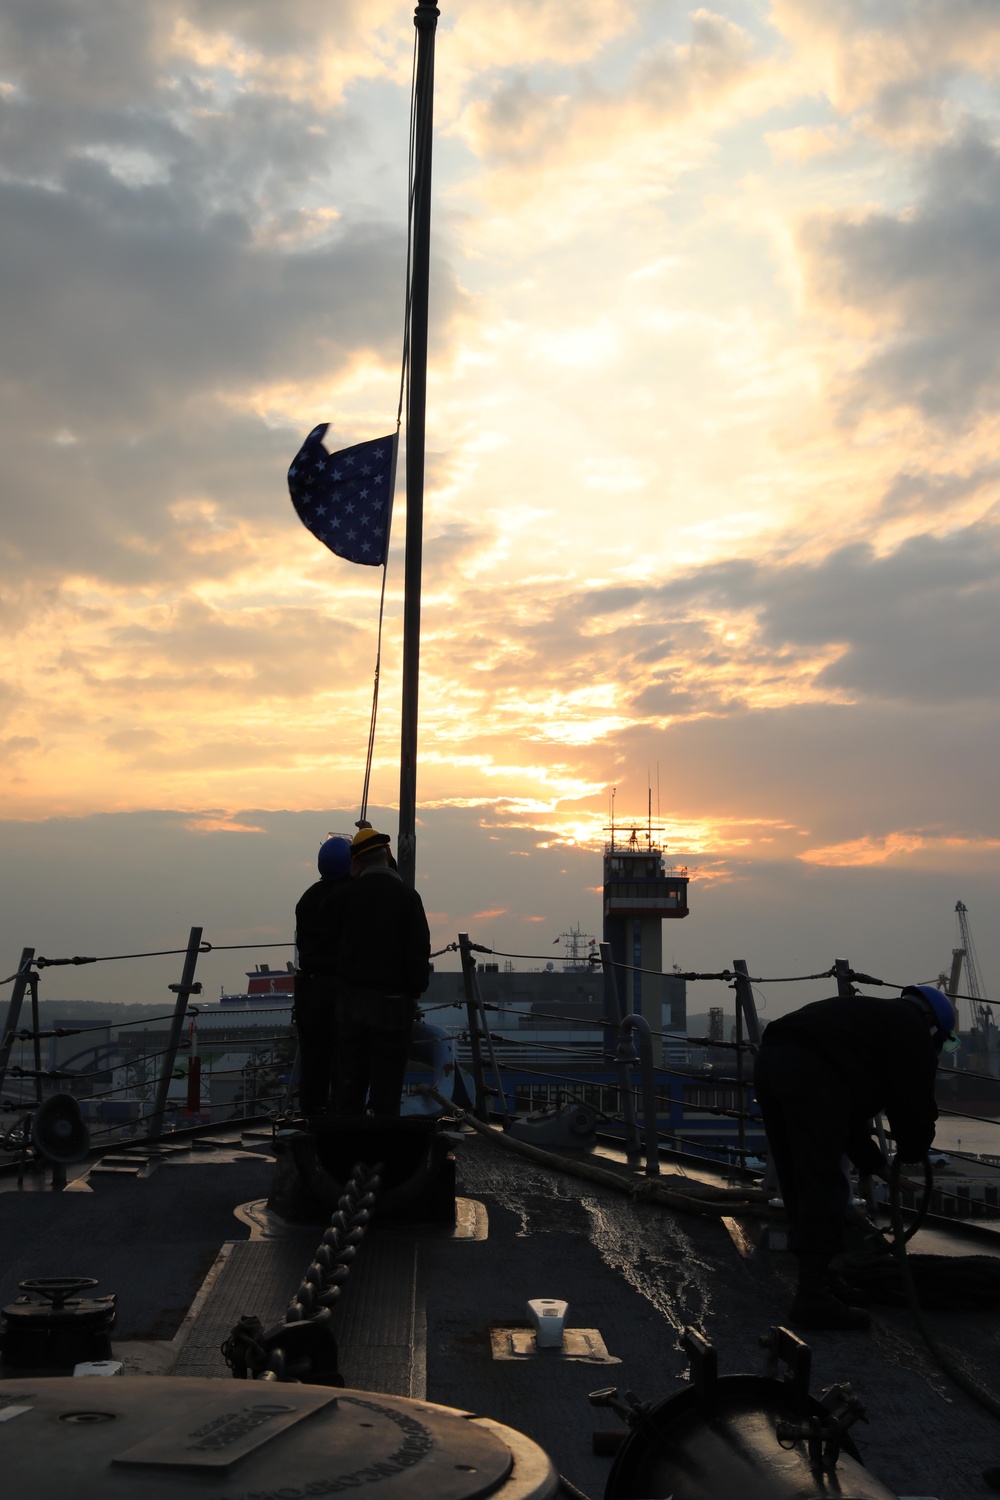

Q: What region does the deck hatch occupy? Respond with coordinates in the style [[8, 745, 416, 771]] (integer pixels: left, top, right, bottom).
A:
[[112, 1391, 336, 1470]]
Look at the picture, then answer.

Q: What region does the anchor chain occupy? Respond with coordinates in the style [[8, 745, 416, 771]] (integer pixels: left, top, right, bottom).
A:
[[222, 1159, 382, 1385]]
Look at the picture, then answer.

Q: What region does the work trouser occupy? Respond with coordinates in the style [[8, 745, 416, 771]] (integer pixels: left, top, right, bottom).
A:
[[333, 987, 415, 1117], [753, 1042, 852, 1259], [293, 973, 339, 1115]]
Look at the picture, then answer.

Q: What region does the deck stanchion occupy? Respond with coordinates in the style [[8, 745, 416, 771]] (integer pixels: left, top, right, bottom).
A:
[[0, 948, 36, 1101], [283, 1044, 300, 1114], [733, 991, 746, 1169], [601, 942, 642, 1168], [147, 927, 203, 1141], [477, 1005, 513, 1126], [731, 959, 762, 1047], [28, 972, 43, 1106], [834, 957, 855, 998], [732, 959, 766, 1185], [617, 1013, 660, 1177], [458, 933, 489, 1121], [457, 935, 510, 1124]]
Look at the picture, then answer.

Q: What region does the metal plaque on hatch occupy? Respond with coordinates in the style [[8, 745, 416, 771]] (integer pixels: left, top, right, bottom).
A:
[[113, 1391, 338, 1470]]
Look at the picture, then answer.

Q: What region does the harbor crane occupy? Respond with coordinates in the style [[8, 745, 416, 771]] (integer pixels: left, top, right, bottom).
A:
[[954, 899, 997, 1077]]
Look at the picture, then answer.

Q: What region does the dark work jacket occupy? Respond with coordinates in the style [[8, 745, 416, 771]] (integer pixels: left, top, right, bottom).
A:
[[295, 876, 351, 975], [334, 869, 431, 997], [760, 995, 939, 1163]]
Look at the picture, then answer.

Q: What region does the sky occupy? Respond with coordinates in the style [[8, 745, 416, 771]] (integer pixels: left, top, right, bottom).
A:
[[1, 0, 998, 1018]]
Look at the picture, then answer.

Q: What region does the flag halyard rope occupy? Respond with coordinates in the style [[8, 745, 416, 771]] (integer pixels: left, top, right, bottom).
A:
[[359, 30, 418, 825]]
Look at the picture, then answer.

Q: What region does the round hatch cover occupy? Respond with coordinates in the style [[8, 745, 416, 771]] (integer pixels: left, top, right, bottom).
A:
[[0, 1378, 527, 1500]]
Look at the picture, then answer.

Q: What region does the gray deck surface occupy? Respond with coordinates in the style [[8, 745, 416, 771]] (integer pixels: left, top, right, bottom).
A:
[[432, 1135, 1000, 1500], [0, 1157, 271, 1339], [1, 1130, 999, 1498]]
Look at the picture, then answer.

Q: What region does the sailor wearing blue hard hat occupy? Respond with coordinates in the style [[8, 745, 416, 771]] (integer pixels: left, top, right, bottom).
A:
[[293, 834, 353, 1113], [900, 984, 960, 1054], [754, 983, 956, 1332]]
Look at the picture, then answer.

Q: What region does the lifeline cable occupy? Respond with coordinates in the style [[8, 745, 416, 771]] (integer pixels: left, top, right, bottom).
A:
[[25, 938, 292, 971], [461, 946, 838, 984], [4, 1008, 202, 1039]]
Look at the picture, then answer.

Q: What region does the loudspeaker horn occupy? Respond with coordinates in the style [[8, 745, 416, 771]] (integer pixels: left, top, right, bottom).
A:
[[31, 1094, 91, 1164]]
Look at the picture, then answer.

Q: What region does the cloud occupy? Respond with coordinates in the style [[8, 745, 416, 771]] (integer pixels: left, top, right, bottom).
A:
[[800, 831, 927, 866], [105, 599, 367, 698], [1, 804, 997, 1025], [462, 8, 759, 165], [878, 461, 1000, 519], [0, 0, 998, 1012], [765, 123, 854, 162], [799, 831, 1000, 867], [0, 0, 470, 604], [1, 735, 40, 760], [448, 0, 639, 74], [0, 2, 414, 127], [450, 8, 784, 235], [571, 513, 1000, 710], [771, 0, 1000, 136], [182, 814, 267, 834], [0, 173, 426, 420], [800, 134, 1000, 424]]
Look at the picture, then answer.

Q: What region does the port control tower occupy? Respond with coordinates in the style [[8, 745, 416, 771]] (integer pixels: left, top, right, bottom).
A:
[[603, 815, 689, 1026]]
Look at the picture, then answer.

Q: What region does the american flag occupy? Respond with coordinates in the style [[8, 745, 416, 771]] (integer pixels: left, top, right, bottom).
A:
[[287, 425, 397, 566]]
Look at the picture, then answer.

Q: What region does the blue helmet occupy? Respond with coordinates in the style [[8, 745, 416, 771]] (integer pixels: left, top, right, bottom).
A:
[[317, 835, 351, 881], [902, 985, 959, 1052]]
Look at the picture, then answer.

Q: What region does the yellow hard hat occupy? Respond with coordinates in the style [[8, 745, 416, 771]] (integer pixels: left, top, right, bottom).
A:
[[351, 826, 391, 857]]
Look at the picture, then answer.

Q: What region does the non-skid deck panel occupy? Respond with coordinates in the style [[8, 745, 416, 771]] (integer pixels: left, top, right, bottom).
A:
[[168, 1231, 420, 1396], [170, 1237, 315, 1377], [331, 1234, 419, 1397]]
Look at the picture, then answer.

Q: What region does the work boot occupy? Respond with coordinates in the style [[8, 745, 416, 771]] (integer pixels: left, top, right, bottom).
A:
[[826, 1271, 870, 1306], [791, 1254, 870, 1332]]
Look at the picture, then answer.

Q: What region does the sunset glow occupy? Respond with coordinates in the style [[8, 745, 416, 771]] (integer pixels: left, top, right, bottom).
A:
[[1, 1, 998, 1000]]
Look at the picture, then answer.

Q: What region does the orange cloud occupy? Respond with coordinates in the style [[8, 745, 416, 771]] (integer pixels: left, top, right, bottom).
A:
[[183, 816, 267, 835], [799, 833, 1000, 868]]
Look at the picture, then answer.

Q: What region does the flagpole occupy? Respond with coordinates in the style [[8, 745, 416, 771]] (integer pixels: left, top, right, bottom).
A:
[[397, 0, 439, 888]]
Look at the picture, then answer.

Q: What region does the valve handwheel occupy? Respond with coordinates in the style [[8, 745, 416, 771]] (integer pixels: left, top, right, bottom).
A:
[[18, 1277, 99, 1309]]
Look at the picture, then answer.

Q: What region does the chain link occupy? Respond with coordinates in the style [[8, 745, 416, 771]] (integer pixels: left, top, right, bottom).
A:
[[222, 1159, 382, 1385]]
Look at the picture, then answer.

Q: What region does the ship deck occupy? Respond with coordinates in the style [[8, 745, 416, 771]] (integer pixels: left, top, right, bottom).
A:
[[2, 1125, 1000, 1498]]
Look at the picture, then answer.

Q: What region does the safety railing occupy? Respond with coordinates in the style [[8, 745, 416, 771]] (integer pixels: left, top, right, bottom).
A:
[[0, 929, 298, 1155], [444, 935, 1000, 1196], [3, 925, 999, 1204]]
